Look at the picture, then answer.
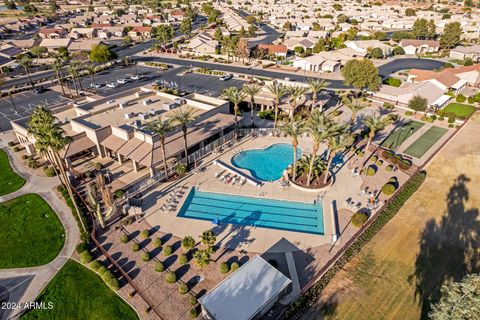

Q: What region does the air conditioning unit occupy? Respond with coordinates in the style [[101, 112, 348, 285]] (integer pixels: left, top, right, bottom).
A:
[[163, 102, 178, 110], [132, 120, 141, 128], [124, 112, 135, 119], [106, 99, 115, 104], [138, 113, 148, 120], [119, 103, 127, 109], [175, 98, 186, 105], [143, 99, 152, 106]]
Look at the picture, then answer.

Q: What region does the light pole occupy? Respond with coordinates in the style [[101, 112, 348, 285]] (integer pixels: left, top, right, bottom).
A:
[[8, 90, 17, 114]]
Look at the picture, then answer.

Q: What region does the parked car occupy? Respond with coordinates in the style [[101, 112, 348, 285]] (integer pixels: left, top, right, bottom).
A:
[[117, 78, 129, 84], [130, 74, 144, 81], [106, 82, 118, 88], [90, 83, 102, 89], [31, 87, 45, 94], [219, 74, 233, 81]]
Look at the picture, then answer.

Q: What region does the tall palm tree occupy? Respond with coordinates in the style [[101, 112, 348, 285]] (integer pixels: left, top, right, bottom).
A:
[[305, 111, 341, 186], [223, 87, 247, 139], [71, 60, 84, 91], [324, 133, 354, 183], [169, 107, 198, 163], [306, 78, 329, 113], [280, 121, 304, 181], [68, 64, 80, 98], [52, 60, 66, 96], [28, 106, 87, 233], [363, 112, 394, 154], [242, 84, 261, 128], [146, 117, 173, 177], [266, 81, 287, 129], [85, 63, 98, 94], [287, 85, 307, 121], [18, 56, 34, 90], [344, 97, 368, 124]]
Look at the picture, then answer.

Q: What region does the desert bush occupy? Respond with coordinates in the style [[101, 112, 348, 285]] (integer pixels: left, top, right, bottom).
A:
[[179, 283, 189, 294], [79, 251, 93, 264], [120, 234, 129, 243], [152, 237, 162, 248], [220, 262, 229, 273], [141, 252, 150, 262], [179, 254, 188, 265], [231, 262, 240, 271], [164, 245, 173, 256], [155, 261, 165, 272], [165, 271, 177, 283], [108, 278, 120, 291], [351, 212, 369, 227], [89, 260, 103, 271], [382, 183, 397, 195], [366, 166, 376, 176], [131, 243, 140, 252], [140, 230, 150, 239]]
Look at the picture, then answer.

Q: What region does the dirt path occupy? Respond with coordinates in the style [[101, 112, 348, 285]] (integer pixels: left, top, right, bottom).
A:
[[301, 112, 480, 320]]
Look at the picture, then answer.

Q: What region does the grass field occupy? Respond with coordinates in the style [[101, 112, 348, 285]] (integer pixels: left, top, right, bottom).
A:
[[22, 259, 139, 320], [0, 149, 25, 196], [302, 113, 480, 320], [0, 194, 65, 268], [441, 103, 477, 119], [381, 121, 425, 150], [403, 126, 448, 158]]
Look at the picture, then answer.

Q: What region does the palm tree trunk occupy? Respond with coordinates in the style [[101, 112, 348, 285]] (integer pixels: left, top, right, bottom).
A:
[[161, 139, 168, 178], [324, 155, 334, 184], [365, 132, 374, 153], [351, 112, 356, 124], [292, 143, 297, 181], [250, 99, 255, 128], [52, 150, 88, 233], [77, 75, 84, 91], [307, 144, 318, 186], [311, 95, 317, 113], [273, 102, 279, 129], [25, 67, 34, 90], [234, 105, 238, 139], [90, 74, 98, 94], [71, 75, 79, 97], [182, 128, 188, 164]]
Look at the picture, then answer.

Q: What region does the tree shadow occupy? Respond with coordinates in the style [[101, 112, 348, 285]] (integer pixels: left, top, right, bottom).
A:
[[410, 174, 480, 319]]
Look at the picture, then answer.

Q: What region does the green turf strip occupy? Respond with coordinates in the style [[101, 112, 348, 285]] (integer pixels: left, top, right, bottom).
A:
[[403, 126, 448, 158]]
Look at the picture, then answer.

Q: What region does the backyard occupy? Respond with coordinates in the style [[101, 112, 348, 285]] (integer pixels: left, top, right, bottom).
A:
[[440, 103, 477, 119], [21, 259, 139, 320], [0, 149, 25, 196], [301, 113, 480, 320], [0, 193, 65, 268]]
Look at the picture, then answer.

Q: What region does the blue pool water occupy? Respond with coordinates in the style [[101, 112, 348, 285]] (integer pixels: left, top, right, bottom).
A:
[[231, 143, 302, 181], [178, 188, 324, 235]]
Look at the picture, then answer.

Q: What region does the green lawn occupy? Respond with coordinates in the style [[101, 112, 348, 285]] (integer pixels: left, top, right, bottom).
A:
[[441, 103, 477, 119], [0, 149, 25, 196], [0, 194, 65, 268], [22, 260, 139, 320], [381, 121, 425, 150], [403, 126, 448, 158]]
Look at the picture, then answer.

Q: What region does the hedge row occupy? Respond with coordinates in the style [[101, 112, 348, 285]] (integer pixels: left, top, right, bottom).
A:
[[57, 185, 91, 242], [284, 171, 427, 319]]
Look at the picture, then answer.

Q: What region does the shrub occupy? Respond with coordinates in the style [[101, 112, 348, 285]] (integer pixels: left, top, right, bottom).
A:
[[131, 243, 140, 252], [383, 77, 401, 87], [108, 278, 120, 291], [43, 166, 56, 177], [189, 308, 198, 319], [376, 159, 383, 166], [75, 242, 88, 254], [140, 230, 149, 239], [179, 254, 188, 265], [448, 117, 455, 123], [79, 251, 93, 264], [366, 166, 376, 176], [179, 283, 189, 294], [231, 262, 240, 271], [467, 96, 475, 104], [163, 245, 173, 256], [456, 94, 466, 103], [141, 252, 150, 262], [370, 155, 378, 162], [152, 237, 162, 248], [351, 212, 369, 227], [165, 271, 177, 283], [102, 270, 114, 282], [438, 116, 445, 121], [405, 111, 413, 116], [114, 189, 124, 198], [13, 146, 19, 152], [383, 102, 394, 109], [190, 296, 197, 305], [382, 183, 397, 195], [155, 261, 165, 272], [97, 266, 108, 276], [89, 260, 103, 271], [420, 115, 427, 121], [93, 162, 102, 170], [176, 164, 187, 174], [220, 262, 229, 273], [7, 141, 15, 147], [182, 236, 195, 252], [21, 154, 28, 160], [448, 123, 455, 128], [120, 234, 129, 243], [385, 165, 393, 172]]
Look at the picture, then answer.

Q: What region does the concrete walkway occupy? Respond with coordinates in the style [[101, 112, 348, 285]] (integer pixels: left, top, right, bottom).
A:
[[0, 141, 80, 320]]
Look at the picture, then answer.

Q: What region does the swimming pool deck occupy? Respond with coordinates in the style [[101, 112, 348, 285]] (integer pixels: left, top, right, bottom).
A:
[[143, 136, 367, 252]]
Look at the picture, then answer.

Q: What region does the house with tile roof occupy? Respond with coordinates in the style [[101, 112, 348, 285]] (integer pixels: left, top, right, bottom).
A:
[[257, 44, 288, 58], [408, 64, 480, 91], [399, 39, 440, 55], [450, 45, 480, 62]]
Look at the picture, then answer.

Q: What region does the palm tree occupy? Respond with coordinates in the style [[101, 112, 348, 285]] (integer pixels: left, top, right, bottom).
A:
[[169, 107, 197, 163], [296, 155, 327, 181], [344, 97, 368, 125], [28, 106, 87, 233], [223, 87, 247, 139], [305, 111, 340, 186], [200, 229, 216, 252], [193, 249, 210, 268], [52, 60, 66, 96], [280, 121, 304, 180], [242, 84, 261, 128], [287, 85, 307, 121], [306, 78, 329, 113], [146, 117, 173, 177], [266, 81, 287, 129], [8, 89, 17, 114], [68, 64, 80, 98], [363, 112, 394, 154], [85, 63, 98, 94], [18, 56, 34, 90], [71, 60, 84, 91], [324, 133, 355, 183]]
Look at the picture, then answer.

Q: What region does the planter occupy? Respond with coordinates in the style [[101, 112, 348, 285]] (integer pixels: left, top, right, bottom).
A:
[[289, 175, 333, 193]]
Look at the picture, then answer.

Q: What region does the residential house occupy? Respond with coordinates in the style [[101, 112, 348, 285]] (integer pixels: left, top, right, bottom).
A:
[[128, 26, 152, 40], [38, 27, 68, 39], [39, 38, 72, 51], [407, 64, 480, 90], [450, 45, 480, 62], [97, 26, 125, 39], [256, 44, 288, 58], [283, 38, 315, 51], [292, 54, 341, 72], [399, 39, 440, 55], [68, 39, 107, 52], [345, 40, 392, 56], [169, 9, 186, 22], [184, 31, 218, 55], [69, 27, 97, 39]]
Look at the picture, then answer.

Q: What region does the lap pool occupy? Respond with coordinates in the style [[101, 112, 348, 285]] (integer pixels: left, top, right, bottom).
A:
[[177, 188, 324, 235]]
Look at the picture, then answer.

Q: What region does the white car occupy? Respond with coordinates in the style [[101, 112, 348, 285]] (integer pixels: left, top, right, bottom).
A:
[[90, 83, 102, 89], [130, 74, 143, 81], [116, 78, 128, 84], [106, 82, 118, 88], [219, 74, 233, 81]]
